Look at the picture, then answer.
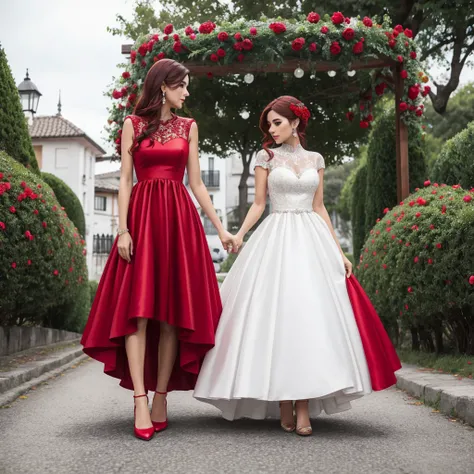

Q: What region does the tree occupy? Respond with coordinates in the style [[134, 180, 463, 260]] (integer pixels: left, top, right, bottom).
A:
[[351, 158, 368, 262], [0, 45, 39, 173], [364, 106, 427, 231]]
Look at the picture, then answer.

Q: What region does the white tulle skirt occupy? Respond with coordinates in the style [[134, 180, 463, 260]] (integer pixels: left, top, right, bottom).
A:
[[193, 211, 372, 420]]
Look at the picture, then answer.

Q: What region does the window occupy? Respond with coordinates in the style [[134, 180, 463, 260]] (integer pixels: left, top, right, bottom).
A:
[[208, 156, 215, 171], [55, 148, 68, 168], [94, 196, 107, 212]]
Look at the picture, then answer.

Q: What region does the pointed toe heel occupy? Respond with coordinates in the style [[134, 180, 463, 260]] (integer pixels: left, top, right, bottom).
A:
[[133, 394, 155, 441]]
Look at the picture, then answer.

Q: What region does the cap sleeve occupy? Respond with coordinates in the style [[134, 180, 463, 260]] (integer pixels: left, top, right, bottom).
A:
[[254, 149, 271, 170], [314, 152, 325, 171]]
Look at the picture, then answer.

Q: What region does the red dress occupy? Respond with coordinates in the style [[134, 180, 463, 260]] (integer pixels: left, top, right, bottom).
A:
[[81, 114, 222, 392]]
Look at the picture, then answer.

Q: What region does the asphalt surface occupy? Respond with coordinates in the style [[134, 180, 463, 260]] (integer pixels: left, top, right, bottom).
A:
[[0, 358, 473, 474]]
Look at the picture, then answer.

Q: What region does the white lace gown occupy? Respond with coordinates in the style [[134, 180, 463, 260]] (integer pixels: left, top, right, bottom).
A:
[[193, 144, 372, 420]]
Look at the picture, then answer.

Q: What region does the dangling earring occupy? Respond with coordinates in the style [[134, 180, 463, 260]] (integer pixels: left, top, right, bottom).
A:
[[162, 91, 166, 105], [292, 128, 297, 137]]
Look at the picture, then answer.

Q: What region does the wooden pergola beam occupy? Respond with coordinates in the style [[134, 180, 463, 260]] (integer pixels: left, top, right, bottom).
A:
[[120, 43, 409, 200]]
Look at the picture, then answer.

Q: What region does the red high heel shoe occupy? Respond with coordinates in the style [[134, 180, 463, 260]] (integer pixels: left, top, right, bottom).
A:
[[133, 394, 155, 441], [151, 390, 168, 432]]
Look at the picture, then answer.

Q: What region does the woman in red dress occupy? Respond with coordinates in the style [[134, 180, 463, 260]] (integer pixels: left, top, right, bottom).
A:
[[81, 59, 233, 440]]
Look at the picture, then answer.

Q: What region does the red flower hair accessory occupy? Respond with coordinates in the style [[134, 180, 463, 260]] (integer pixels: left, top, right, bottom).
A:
[[289, 102, 311, 122]]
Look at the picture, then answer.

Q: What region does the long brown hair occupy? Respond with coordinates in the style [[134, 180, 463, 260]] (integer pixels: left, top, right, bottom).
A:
[[259, 96, 309, 159], [132, 58, 190, 151]]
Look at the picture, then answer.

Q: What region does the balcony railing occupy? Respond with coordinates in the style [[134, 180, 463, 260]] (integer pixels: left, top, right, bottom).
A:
[[184, 170, 220, 188]]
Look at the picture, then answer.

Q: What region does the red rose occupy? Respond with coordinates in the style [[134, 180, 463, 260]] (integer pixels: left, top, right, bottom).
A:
[[424, 180, 431, 187], [399, 102, 408, 112], [141, 60, 146, 67], [138, 43, 148, 57], [233, 42, 243, 51], [291, 37, 305, 51], [345, 17, 351, 24], [249, 27, 257, 35], [207, 72, 213, 79], [11, 262, 16, 269], [42, 221, 47, 228], [363, 17, 373, 27], [53, 270, 59, 276], [237, 53, 245, 62], [452, 184, 461, 189], [199, 21, 216, 34], [404, 28, 413, 38], [394, 24, 404, 33], [330, 41, 342, 55], [234, 32, 242, 41], [0, 222, 5, 230], [408, 287, 413, 293], [163, 35, 169, 41], [408, 85, 420, 100], [388, 39, 396, 49], [401, 70, 408, 79], [464, 195, 473, 203], [190, 33, 196, 40], [242, 38, 253, 51], [9, 206, 16, 213], [342, 28, 355, 41], [210, 53, 219, 62], [173, 34, 180, 41], [410, 51, 417, 59], [218, 31, 229, 41], [24, 230, 34, 241], [383, 208, 390, 214], [309, 42, 317, 52], [422, 85, 431, 97], [375, 83, 387, 96], [185, 26, 194, 36], [164, 24, 173, 35], [173, 41, 182, 53], [353, 41, 364, 54], [469, 275, 474, 285], [0, 172, 3, 179], [269, 22, 286, 34], [321, 26, 329, 34], [147, 41, 154, 53], [122, 71, 130, 80], [360, 120, 369, 129], [397, 55, 404, 63], [436, 243, 442, 249], [442, 205, 447, 214], [157, 52, 165, 60], [217, 48, 226, 58], [27, 260, 32, 266], [416, 109, 423, 116], [112, 89, 122, 99], [129, 93, 137, 103], [307, 12, 320, 23], [346, 111, 354, 121], [331, 11, 345, 25]]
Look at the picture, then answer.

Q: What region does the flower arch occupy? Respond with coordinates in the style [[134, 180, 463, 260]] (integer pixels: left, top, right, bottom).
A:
[[109, 12, 430, 200]]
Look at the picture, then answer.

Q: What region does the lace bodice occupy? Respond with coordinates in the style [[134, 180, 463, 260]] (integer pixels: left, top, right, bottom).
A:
[[254, 144, 325, 213], [126, 114, 195, 144]]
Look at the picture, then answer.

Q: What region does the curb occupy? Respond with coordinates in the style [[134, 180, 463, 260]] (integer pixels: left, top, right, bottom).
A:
[[396, 367, 474, 427], [0, 344, 88, 406]]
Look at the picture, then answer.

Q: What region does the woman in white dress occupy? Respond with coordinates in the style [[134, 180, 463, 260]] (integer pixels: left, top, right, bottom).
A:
[[194, 96, 400, 436]]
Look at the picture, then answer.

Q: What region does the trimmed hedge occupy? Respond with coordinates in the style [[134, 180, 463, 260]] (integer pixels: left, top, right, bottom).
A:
[[351, 158, 368, 263], [0, 46, 39, 174], [357, 183, 474, 354], [0, 151, 88, 327], [431, 121, 474, 190], [365, 108, 427, 231], [42, 172, 86, 237]]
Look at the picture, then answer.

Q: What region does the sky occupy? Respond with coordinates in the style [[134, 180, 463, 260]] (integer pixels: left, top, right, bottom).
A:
[[1, 0, 474, 175]]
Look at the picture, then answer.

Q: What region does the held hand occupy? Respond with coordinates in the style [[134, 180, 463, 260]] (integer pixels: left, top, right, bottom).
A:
[[231, 233, 244, 253], [342, 254, 352, 278], [118, 232, 133, 263], [219, 230, 235, 253]]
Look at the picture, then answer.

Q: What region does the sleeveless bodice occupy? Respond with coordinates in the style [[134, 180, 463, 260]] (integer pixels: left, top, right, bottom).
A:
[[254, 144, 325, 213], [126, 114, 195, 182]]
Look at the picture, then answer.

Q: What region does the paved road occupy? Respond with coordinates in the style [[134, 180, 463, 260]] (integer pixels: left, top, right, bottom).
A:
[[1, 359, 473, 474]]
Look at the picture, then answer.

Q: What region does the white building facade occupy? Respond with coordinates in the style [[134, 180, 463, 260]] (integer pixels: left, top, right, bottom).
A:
[[29, 115, 106, 277]]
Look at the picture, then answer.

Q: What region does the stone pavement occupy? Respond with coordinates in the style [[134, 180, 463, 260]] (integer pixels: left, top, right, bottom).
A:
[[0, 359, 473, 474]]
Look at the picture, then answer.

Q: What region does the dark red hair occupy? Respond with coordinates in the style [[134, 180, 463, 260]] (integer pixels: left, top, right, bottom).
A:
[[131, 58, 190, 151], [259, 96, 309, 159]]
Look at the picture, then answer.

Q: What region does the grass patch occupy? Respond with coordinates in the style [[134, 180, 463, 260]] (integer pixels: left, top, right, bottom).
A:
[[397, 349, 473, 378]]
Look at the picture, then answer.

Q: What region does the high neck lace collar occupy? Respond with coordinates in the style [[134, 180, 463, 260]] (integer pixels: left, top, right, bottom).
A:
[[278, 143, 304, 154], [159, 114, 177, 125]]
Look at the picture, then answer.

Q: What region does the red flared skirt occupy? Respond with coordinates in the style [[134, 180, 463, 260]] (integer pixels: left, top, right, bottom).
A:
[[81, 179, 222, 392]]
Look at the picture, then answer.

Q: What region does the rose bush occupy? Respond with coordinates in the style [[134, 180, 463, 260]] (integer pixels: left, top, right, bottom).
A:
[[0, 151, 89, 329], [356, 183, 474, 354]]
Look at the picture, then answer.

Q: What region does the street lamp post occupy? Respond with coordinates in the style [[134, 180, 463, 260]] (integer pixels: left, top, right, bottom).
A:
[[17, 69, 42, 123]]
